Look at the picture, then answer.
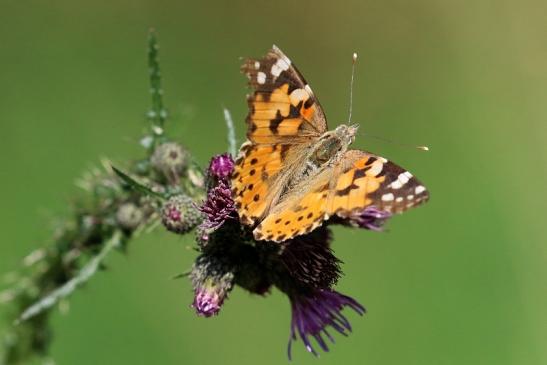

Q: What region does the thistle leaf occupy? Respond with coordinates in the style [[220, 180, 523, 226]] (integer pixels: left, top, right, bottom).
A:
[[111, 165, 166, 200]]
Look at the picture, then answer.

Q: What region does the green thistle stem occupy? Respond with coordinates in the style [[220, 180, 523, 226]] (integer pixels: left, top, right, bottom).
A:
[[147, 28, 168, 140]]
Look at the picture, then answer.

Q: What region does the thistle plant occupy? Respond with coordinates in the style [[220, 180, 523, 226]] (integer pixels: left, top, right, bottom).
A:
[[0, 30, 204, 365], [1, 31, 397, 364]]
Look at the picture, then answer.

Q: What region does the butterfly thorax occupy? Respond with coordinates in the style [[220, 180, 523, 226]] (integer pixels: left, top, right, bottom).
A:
[[282, 124, 358, 193]]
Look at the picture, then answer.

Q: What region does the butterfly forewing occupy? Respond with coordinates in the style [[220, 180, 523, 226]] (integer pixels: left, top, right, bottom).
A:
[[327, 150, 429, 217], [241, 46, 327, 144]]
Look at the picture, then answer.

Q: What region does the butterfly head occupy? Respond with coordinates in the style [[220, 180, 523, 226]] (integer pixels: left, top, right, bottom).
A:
[[334, 124, 359, 146]]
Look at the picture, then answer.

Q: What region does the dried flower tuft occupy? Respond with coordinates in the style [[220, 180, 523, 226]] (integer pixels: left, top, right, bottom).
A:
[[116, 203, 144, 230], [151, 142, 189, 183]]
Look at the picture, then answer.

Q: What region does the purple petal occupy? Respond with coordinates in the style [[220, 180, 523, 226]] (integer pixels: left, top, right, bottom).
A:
[[287, 289, 365, 359], [208, 153, 234, 179], [349, 206, 392, 231]]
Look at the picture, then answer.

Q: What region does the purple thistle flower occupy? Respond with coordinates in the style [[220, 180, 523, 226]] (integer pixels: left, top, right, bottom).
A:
[[192, 281, 226, 317], [190, 255, 234, 317], [288, 289, 366, 359], [208, 153, 234, 180], [349, 206, 392, 231], [198, 179, 236, 233], [197, 153, 237, 243]]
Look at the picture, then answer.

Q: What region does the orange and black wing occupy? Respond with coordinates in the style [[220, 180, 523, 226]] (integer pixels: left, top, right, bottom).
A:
[[326, 150, 429, 217], [241, 45, 327, 144]]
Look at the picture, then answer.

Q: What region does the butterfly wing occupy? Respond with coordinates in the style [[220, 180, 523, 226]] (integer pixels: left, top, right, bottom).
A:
[[253, 150, 429, 242], [233, 46, 328, 225], [241, 45, 327, 143], [252, 168, 333, 242], [326, 150, 429, 216], [232, 141, 296, 225]]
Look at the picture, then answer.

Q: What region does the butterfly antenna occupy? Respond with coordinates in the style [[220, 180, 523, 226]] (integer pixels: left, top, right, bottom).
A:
[[348, 52, 358, 124], [360, 132, 430, 151]]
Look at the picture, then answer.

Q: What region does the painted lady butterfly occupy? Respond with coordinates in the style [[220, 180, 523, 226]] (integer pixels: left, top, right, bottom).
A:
[[232, 46, 429, 242]]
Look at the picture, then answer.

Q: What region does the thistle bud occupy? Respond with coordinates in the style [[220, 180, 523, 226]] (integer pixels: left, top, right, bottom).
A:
[[208, 153, 234, 180], [161, 195, 201, 234], [116, 203, 144, 231], [189, 255, 234, 317], [151, 142, 189, 182]]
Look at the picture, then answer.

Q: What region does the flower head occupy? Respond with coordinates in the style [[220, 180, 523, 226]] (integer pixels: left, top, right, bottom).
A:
[[161, 194, 202, 234], [151, 142, 189, 183], [198, 179, 236, 233], [196, 153, 237, 245], [190, 254, 234, 317], [208, 153, 234, 180], [288, 289, 365, 359], [348, 206, 392, 231], [192, 277, 231, 317], [116, 202, 144, 231]]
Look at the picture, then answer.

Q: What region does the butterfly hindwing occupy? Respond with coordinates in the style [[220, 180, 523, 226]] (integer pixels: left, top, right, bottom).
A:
[[253, 169, 332, 242]]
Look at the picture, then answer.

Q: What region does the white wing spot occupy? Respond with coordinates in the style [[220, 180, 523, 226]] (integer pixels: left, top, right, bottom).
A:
[[254, 61, 260, 70], [391, 180, 402, 189], [379, 157, 388, 163], [407, 194, 414, 200], [382, 193, 394, 202], [367, 161, 383, 177], [396, 197, 403, 203], [289, 88, 308, 105], [415, 185, 426, 194], [257, 72, 266, 84], [280, 53, 291, 66], [271, 58, 290, 77], [271, 57, 291, 77], [391, 171, 412, 189]]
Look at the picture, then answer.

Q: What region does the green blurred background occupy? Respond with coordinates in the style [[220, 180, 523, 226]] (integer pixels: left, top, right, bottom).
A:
[[1, 0, 546, 364]]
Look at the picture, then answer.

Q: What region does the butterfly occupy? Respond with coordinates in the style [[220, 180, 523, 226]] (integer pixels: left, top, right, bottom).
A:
[[231, 45, 429, 243]]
